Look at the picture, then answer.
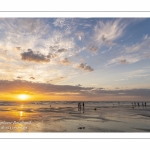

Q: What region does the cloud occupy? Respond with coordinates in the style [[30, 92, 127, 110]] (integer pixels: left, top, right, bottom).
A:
[[106, 35, 150, 67], [88, 43, 99, 53], [77, 63, 94, 72], [30, 77, 35, 80], [57, 48, 67, 53], [125, 36, 150, 53], [76, 84, 82, 87], [93, 19, 126, 47], [53, 18, 66, 28], [47, 53, 57, 59], [20, 49, 50, 63], [126, 69, 149, 78], [13, 47, 21, 51], [106, 54, 143, 66], [60, 58, 71, 65], [119, 59, 128, 64], [115, 78, 128, 82], [75, 31, 84, 40], [0, 80, 150, 100], [47, 76, 66, 84]]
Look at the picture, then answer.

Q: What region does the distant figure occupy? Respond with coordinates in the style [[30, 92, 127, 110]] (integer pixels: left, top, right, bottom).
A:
[[50, 105, 51, 108], [78, 102, 81, 111], [142, 102, 144, 106], [138, 103, 139, 106], [83, 102, 84, 107], [145, 102, 146, 106]]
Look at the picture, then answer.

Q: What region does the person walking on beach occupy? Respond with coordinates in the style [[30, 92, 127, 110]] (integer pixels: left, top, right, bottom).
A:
[[145, 102, 146, 106]]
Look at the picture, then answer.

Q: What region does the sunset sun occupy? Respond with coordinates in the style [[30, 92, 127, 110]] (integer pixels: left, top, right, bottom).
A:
[[18, 94, 29, 100]]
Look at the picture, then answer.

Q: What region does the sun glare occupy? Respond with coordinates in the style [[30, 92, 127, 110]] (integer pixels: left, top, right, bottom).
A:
[[18, 94, 29, 100]]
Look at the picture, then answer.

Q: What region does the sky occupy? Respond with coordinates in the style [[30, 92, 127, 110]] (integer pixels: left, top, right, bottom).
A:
[[0, 18, 150, 101]]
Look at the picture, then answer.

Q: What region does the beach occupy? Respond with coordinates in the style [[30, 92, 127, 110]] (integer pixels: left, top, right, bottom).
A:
[[0, 101, 150, 132]]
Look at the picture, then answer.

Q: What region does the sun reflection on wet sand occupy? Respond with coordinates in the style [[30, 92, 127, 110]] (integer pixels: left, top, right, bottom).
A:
[[20, 111, 23, 117]]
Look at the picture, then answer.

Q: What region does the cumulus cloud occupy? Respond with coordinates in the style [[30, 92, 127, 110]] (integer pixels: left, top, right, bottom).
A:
[[60, 58, 71, 65], [47, 53, 57, 59], [20, 49, 50, 63], [77, 63, 94, 72], [57, 48, 67, 53], [93, 19, 126, 47]]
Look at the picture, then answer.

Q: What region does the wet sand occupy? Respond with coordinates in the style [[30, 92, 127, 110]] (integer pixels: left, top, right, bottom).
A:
[[0, 101, 150, 132]]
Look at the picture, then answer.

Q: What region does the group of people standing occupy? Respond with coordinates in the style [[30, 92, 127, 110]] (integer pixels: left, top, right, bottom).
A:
[[78, 102, 84, 111], [132, 102, 147, 107]]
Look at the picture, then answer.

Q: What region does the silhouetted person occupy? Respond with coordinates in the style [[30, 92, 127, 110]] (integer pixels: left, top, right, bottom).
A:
[[145, 102, 146, 106], [138, 103, 139, 107], [78, 102, 81, 111], [83, 102, 84, 107], [78, 102, 80, 110]]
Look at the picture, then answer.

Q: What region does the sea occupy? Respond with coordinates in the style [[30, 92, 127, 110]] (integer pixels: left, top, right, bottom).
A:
[[0, 101, 150, 132]]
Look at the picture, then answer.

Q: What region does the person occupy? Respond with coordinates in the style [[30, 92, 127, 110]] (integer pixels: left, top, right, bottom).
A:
[[78, 102, 81, 111], [83, 102, 84, 107], [138, 103, 139, 106], [145, 102, 146, 106], [78, 102, 80, 110]]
